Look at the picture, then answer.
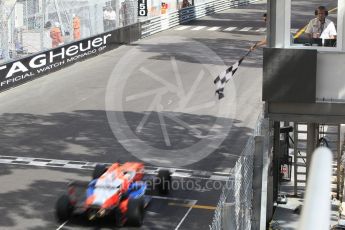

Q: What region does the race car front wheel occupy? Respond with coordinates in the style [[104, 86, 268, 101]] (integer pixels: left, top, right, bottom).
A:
[[158, 169, 171, 195], [55, 194, 74, 222], [126, 197, 144, 227], [92, 164, 108, 179]]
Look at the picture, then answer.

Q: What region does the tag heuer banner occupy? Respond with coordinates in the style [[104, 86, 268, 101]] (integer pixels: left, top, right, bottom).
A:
[[0, 24, 140, 93]]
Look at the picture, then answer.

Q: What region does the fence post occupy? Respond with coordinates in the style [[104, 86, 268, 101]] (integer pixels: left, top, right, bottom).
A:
[[251, 136, 264, 230], [0, 1, 10, 61], [260, 119, 270, 230]]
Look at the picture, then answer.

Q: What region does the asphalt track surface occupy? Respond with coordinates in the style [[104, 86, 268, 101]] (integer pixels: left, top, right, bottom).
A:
[[0, 1, 270, 229]]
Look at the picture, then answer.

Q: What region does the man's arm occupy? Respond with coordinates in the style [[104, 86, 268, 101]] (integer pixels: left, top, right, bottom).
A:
[[250, 38, 267, 51]]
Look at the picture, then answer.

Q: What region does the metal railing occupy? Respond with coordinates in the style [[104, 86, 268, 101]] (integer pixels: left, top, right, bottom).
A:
[[0, 0, 261, 64], [210, 113, 264, 230], [141, 0, 261, 38], [209, 122, 335, 230], [0, 0, 138, 63]]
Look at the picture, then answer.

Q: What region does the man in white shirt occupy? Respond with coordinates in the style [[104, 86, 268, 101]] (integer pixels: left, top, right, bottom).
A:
[[305, 6, 337, 39], [108, 8, 116, 29], [103, 6, 116, 31]]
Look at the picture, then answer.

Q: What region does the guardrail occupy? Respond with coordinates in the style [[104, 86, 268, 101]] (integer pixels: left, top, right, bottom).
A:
[[0, 0, 138, 64], [141, 0, 261, 37], [0, 24, 141, 93], [0, 0, 261, 94]]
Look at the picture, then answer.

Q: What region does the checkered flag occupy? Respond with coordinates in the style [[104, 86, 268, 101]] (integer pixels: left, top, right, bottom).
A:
[[214, 46, 255, 99]]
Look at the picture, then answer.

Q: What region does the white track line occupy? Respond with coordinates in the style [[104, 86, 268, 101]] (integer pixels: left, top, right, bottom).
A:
[[151, 195, 196, 202], [256, 27, 266, 32], [0, 155, 230, 174], [223, 27, 237, 31], [239, 27, 253, 31], [175, 26, 190, 30], [158, 111, 171, 146], [56, 197, 196, 229], [192, 26, 206, 31], [56, 220, 68, 230], [175, 200, 197, 230], [0, 155, 231, 181], [208, 27, 220, 31]]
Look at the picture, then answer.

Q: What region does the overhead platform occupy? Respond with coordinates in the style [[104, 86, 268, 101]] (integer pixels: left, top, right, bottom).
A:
[[264, 0, 345, 121], [263, 1, 345, 226], [266, 102, 345, 123]]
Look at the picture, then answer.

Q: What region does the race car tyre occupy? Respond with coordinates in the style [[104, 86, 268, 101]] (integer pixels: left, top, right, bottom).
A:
[[157, 169, 171, 195], [126, 197, 144, 227], [114, 208, 125, 228], [55, 194, 74, 222], [92, 164, 107, 179]]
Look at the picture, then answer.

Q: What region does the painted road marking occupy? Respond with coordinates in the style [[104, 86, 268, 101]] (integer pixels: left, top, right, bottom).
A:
[[151, 195, 196, 202], [210, 175, 231, 181], [175, 26, 191, 30], [223, 27, 237, 31], [208, 27, 221, 31], [239, 27, 253, 31], [329, 7, 338, 13], [172, 172, 193, 178], [169, 202, 216, 210], [294, 26, 307, 38], [61, 196, 198, 229], [0, 155, 231, 181], [56, 220, 68, 230], [175, 200, 197, 230], [175, 26, 268, 33], [192, 26, 206, 31], [256, 27, 266, 32]]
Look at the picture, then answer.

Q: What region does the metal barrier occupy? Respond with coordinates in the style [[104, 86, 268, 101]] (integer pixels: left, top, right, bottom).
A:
[[0, 0, 260, 64], [0, 23, 141, 93], [210, 114, 264, 230], [0, 0, 137, 63], [141, 0, 261, 37]]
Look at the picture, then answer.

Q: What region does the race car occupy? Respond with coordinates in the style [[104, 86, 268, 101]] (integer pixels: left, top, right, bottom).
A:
[[55, 162, 171, 227]]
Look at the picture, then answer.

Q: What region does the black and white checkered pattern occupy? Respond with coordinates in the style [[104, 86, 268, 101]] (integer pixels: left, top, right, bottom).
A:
[[0, 155, 231, 181], [214, 48, 253, 99]]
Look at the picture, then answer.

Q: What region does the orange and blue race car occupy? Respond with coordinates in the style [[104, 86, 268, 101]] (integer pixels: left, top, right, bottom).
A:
[[55, 162, 171, 227]]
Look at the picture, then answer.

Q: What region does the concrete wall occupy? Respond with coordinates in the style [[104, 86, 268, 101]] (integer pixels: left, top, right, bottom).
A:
[[316, 53, 345, 100], [268, 0, 345, 101]]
